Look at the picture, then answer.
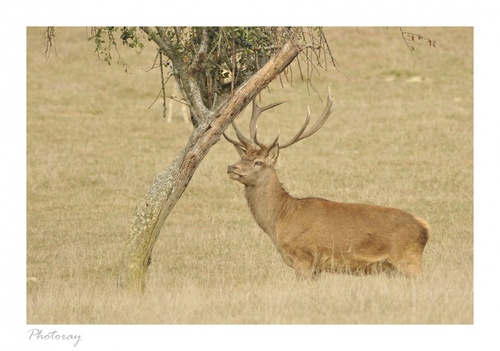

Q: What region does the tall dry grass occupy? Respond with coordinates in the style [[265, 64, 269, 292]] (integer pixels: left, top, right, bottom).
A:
[[27, 27, 472, 325]]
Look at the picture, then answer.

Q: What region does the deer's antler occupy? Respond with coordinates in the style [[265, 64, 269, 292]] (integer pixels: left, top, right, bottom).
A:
[[224, 88, 334, 151], [278, 87, 335, 149], [223, 98, 286, 150]]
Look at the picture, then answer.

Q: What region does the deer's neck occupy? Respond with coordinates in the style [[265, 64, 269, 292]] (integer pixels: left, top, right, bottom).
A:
[[244, 169, 294, 243]]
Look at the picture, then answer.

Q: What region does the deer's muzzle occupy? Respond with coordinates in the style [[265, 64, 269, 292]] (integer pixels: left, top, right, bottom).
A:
[[227, 164, 244, 180]]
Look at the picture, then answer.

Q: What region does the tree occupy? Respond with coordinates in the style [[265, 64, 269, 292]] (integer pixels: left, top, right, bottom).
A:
[[46, 27, 336, 293]]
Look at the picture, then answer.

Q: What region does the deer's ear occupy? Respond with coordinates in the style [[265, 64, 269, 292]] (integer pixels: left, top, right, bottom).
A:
[[234, 145, 247, 158], [267, 144, 280, 164]]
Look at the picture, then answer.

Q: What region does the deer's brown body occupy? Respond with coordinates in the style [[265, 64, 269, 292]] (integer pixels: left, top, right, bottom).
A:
[[225, 90, 430, 279]]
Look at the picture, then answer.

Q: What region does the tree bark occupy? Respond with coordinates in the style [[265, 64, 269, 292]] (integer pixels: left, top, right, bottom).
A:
[[117, 39, 300, 293]]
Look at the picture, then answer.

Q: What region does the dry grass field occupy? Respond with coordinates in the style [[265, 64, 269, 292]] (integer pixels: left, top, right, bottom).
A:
[[27, 27, 472, 326]]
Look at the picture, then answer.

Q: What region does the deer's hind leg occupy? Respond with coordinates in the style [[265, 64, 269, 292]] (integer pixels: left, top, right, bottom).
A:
[[394, 259, 424, 278], [390, 247, 424, 278], [389, 225, 428, 278]]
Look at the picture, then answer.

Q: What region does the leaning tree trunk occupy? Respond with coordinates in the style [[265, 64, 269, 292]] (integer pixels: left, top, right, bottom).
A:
[[117, 40, 300, 293]]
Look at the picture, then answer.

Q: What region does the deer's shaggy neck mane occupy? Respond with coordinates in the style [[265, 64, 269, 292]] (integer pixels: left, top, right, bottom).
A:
[[244, 168, 294, 243]]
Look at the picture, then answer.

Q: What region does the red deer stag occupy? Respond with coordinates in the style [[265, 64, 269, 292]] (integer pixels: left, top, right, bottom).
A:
[[224, 89, 430, 279]]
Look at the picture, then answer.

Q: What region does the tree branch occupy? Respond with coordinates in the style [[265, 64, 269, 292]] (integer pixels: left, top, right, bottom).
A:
[[189, 27, 210, 73], [140, 27, 211, 126], [400, 27, 437, 52]]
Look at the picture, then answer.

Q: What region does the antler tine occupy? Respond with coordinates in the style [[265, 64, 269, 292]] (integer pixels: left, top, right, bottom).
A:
[[225, 98, 288, 151], [223, 127, 245, 149], [249, 99, 288, 145], [278, 107, 311, 149], [233, 120, 254, 149], [253, 126, 280, 151], [267, 129, 281, 151], [279, 87, 335, 149]]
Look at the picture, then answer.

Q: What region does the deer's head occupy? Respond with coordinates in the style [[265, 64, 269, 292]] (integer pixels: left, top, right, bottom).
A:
[[225, 88, 335, 186]]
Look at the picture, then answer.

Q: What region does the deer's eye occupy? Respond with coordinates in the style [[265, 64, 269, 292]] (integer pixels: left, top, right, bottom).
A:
[[254, 161, 264, 167]]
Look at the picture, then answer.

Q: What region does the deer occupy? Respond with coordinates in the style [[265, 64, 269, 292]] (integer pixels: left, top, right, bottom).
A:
[[224, 88, 430, 280]]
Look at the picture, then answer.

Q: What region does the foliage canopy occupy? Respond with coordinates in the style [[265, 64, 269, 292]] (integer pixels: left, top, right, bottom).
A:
[[81, 27, 336, 126]]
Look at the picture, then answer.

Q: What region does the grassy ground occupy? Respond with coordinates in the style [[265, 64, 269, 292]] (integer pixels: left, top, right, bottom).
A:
[[26, 27, 473, 325]]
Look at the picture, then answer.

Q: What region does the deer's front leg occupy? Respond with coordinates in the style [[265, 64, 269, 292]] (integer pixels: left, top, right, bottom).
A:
[[293, 259, 315, 280]]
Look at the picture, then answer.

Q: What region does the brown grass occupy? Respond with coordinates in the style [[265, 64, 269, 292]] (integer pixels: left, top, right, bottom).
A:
[[27, 27, 473, 326]]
